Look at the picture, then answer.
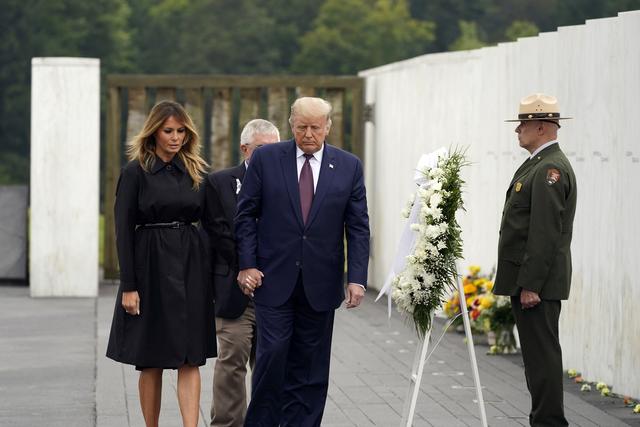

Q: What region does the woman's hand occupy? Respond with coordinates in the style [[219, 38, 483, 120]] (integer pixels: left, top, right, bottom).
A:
[[122, 291, 140, 315]]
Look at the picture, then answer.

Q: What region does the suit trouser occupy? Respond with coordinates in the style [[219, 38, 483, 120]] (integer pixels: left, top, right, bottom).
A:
[[244, 277, 335, 427], [211, 302, 256, 427], [511, 296, 568, 427]]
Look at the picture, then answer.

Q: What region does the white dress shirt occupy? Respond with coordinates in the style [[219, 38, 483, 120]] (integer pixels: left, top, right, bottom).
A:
[[296, 144, 323, 192], [530, 140, 558, 159]]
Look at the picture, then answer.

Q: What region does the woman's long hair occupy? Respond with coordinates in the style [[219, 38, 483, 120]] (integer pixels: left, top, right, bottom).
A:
[[126, 100, 208, 189]]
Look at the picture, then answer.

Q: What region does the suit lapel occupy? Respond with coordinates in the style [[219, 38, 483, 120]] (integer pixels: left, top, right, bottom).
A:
[[509, 158, 532, 187], [280, 140, 304, 228], [305, 144, 337, 229], [229, 163, 246, 201]]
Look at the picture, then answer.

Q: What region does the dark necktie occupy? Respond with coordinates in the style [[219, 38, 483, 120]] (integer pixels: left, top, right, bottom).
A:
[[299, 154, 314, 224]]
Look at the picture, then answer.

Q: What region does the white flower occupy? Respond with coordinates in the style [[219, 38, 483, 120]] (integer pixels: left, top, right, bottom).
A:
[[390, 151, 466, 331], [429, 192, 443, 208], [430, 167, 444, 179]]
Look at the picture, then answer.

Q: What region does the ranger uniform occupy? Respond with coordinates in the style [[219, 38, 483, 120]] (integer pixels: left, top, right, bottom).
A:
[[494, 93, 577, 427]]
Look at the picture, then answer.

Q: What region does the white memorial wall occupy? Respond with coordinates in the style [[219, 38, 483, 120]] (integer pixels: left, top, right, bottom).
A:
[[360, 11, 640, 398], [30, 57, 100, 297]]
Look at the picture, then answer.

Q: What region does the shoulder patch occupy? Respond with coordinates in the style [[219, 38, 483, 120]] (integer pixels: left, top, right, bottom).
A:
[[546, 168, 561, 185]]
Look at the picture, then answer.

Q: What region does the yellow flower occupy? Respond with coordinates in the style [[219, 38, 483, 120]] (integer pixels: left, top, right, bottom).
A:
[[567, 369, 578, 378], [480, 295, 494, 309], [469, 265, 481, 276], [484, 281, 494, 291], [463, 284, 478, 294], [473, 279, 485, 287], [634, 403, 640, 413], [466, 296, 475, 308], [596, 382, 607, 391], [601, 387, 611, 397]]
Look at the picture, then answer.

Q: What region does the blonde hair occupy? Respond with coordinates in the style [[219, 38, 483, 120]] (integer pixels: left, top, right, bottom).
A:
[[126, 100, 208, 190], [288, 97, 332, 128]]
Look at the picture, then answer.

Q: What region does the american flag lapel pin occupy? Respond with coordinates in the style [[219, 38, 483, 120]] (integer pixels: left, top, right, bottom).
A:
[[329, 163, 334, 169]]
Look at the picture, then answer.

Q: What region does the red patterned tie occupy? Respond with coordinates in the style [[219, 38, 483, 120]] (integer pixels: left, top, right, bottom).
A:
[[299, 154, 314, 224]]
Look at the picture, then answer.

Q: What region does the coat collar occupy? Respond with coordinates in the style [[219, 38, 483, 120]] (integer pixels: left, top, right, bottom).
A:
[[508, 143, 561, 188], [230, 162, 246, 180], [530, 142, 560, 161], [150, 153, 186, 174]]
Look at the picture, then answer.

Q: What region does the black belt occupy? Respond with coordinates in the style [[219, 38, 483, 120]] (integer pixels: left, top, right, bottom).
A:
[[138, 221, 190, 230]]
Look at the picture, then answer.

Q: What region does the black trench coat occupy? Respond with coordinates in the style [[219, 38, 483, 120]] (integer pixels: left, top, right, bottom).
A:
[[106, 156, 220, 368]]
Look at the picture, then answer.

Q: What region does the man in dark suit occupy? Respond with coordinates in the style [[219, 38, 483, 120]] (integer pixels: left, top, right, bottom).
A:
[[494, 93, 577, 426], [235, 97, 370, 426], [204, 119, 280, 427]]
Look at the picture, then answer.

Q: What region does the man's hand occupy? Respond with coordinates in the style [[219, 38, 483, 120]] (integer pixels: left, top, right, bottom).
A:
[[345, 283, 365, 309], [520, 289, 541, 309], [122, 291, 140, 315], [237, 268, 264, 297]]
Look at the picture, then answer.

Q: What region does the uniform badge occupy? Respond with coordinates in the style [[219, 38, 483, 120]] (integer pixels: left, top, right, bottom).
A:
[[515, 182, 522, 192], [546, 168, 561, 185]]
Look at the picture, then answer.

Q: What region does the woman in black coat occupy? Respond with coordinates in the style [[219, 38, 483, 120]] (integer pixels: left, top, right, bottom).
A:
[[106, 100, 230, 427]]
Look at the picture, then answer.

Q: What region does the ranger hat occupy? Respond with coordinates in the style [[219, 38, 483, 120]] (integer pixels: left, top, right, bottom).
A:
[[506, 93, 572, 122]]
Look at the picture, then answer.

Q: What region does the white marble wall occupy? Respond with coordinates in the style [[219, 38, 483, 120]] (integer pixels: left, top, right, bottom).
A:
[[360, 11, 640, 398], [30, 57, 100, 297]]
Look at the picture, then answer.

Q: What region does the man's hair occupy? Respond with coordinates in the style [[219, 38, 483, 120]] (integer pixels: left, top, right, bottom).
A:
[[288, 97, 332, 127], [240, 119, 280, 146]]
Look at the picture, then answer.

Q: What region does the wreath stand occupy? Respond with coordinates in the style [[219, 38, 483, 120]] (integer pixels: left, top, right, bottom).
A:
[[400, 264, 488, 427]]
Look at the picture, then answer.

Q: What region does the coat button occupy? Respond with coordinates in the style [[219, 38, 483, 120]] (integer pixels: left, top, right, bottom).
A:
[[295, 261, 301, 267], [302, 235, 307, 240]]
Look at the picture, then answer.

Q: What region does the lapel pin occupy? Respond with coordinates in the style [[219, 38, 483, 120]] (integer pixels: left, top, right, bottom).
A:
[[329, 163, 334, 169]]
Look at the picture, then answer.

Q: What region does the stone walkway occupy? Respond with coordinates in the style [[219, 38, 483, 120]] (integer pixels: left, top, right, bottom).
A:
[[0, 283, 637, 426]]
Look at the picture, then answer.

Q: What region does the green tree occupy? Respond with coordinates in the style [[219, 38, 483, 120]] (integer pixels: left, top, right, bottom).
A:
[[556, 0, 640, 26], [292, 0, 435, 74], [505, 20, 540, 41], [131, 0, 281, 74], [448, 20, 486, 51], [262, 0, 324, 71], [0, 0, 133, 184]]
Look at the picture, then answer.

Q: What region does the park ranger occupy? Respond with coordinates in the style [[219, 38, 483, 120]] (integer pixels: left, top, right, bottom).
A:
[[494, 93, 577, 427]]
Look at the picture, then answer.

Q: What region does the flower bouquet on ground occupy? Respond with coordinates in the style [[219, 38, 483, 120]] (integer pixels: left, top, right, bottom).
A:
[[469, 287, 517, 354], [443, 265, 493, 334], [389, 148, 467, 338]]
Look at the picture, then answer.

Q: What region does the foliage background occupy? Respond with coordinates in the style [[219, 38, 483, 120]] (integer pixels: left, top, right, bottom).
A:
[[1, 0, 638, 187]]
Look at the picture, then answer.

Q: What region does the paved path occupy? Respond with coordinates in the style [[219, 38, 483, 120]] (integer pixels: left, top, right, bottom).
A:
[[0, 283, 636, 426]]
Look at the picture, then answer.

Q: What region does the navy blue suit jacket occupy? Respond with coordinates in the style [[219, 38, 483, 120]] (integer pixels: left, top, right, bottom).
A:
[[235, 139, 370, 312]]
